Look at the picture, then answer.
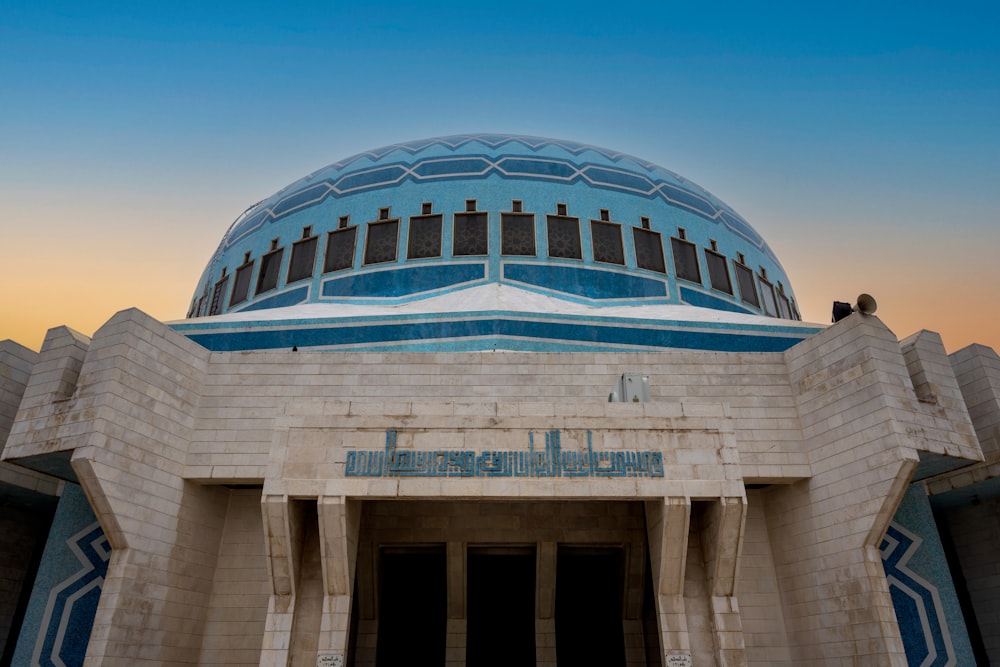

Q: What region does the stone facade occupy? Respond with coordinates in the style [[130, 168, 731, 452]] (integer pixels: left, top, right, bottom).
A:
[[2, 307, 999, 665]]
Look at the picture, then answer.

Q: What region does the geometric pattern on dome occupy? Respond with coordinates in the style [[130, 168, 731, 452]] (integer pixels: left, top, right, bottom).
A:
[[221, 134, 777, 263]]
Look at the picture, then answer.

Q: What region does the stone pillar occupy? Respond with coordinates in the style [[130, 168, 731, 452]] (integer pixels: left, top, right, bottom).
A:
[[316, 496, 361, 667], [260, 494, 303, 667], [536, 541, 557, 667], [623, 538, 647, 667], [646, 497, 692, 665], [352, 541, 377, 667], [446, 541, 466, 667], [699, 496, 748, 667]]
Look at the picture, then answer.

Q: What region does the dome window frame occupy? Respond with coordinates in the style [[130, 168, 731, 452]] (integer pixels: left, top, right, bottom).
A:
[[363, 212, 401, 266], [453, 202, 489, 256], [229, 252, 256, 308], [255, 239, 285, 296], [287, 227, 319, 284], [704, 240, 733, 296], [670, 230, 702, 285], [590, 216, 625, 266], [546, 204, 582, 260], [732, 255, 760, 308], [501, 202, 536, 256]]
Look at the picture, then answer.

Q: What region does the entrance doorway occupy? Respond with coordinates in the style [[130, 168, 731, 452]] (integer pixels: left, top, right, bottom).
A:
[[376, 547, 447, 666], [466, 547, 536, 666], [555, 546, 626, 666]]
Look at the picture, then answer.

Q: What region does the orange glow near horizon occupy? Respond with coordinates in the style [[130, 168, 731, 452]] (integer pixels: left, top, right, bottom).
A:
[[3, 227, 997, 356]]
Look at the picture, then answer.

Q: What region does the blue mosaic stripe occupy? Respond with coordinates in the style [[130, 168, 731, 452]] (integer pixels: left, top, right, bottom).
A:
[[679, 286, 756, 315], [325, 134, 668, 172], [181, 316, 813, 353], [221, 140, 769, 255], [36, 524, 108, 667], [11, 484, 108, 667], [237, 285, 310, 311], [226, 156, 763, 248], [504, 264, 667, 300], [882, 523, 955, 667], [322, 263, 486, 298]]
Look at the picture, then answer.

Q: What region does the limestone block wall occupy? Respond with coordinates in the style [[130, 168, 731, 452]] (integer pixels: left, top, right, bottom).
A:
[[768, 315, 934, 666], [65, 310, 226, 665], [4, 326, 90, 463], [188, 349, 809, 485], [3, 310, 239, 664], [197, 488, 270, 666], [0, 339, 37, 447], [738, 489, 792, 667], [765, 316, 981, 666], [898, 331, 984, 463], [950, 343, 1000, 460], [4, 306, 991, 666]]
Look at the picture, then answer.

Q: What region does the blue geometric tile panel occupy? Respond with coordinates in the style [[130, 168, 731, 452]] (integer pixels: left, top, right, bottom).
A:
[[882, 485, 975, 667], [11, 484, 108, 667]]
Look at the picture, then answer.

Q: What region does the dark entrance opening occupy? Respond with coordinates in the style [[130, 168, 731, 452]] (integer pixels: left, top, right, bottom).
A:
[[555, 546, 626, 666], [467, 547, 536, 667], [376, 547, 447, 667]]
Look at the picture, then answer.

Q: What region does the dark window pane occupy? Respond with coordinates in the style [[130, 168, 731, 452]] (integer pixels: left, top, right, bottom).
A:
[[501, 212, 536, 256], [324, 227, 357, 273], [777, 292, 791, 319], [407, 214, 443, 259], [467, 551, 536, 666], [196, 296, 207, 317], [546, 215, 582, 259], [364, 219, 399, 265], [209, 276, 229, 315], [734, 263, 759, 307], [454, 212, 488, 256], [287, 237, 318, 283], [759, 277, 778, 316], [633, 228, 666, 273], [705, 250, 733, 294], [591, 220, 624, 265], [556, 548, 626, 665], [230, 262, 254, 306], [670, 237, 701, 283], [377, 549, 447, 666], [256, 248, 283, 295]]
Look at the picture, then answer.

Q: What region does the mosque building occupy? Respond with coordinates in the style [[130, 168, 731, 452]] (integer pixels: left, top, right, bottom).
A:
[[2, 134, 1000, 666]]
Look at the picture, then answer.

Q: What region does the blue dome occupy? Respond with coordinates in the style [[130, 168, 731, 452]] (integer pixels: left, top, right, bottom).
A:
[[187, 134, 800, 322]]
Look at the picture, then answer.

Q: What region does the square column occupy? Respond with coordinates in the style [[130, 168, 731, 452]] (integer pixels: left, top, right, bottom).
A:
[[536, 541, 558, 667], [699, 496, 748, 667], [316, 496, 362, 665], [446, 541, 466, 667], [646, 497, 692, 663]]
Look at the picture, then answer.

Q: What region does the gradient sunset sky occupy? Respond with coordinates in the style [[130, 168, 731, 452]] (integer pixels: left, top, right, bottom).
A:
[[2, 1, 998, 353]]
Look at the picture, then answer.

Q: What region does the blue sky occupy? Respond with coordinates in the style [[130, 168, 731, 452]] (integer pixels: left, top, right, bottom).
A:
[[2, 1, 998, 351]]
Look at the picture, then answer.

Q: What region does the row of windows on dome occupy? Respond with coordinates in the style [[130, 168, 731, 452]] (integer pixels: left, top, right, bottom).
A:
[[671, 228, 800, 321], [190, 200, 799, 321]]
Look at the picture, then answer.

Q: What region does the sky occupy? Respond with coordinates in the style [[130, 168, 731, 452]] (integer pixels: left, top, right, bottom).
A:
[[2, 1, 998, 353]]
